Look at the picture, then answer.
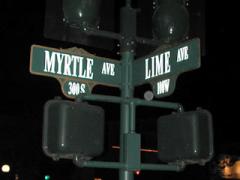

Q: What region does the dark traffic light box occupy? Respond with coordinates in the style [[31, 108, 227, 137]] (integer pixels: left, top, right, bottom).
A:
[[42, 99, 105, 160], [157, 109, 213, 165]]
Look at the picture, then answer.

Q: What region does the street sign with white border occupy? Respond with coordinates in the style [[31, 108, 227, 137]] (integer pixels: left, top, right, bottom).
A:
[[133, 38, 201, 98], [30, 45, 121, 98]]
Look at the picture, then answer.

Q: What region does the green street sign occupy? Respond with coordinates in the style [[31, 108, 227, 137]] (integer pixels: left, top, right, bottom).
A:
[[30, 45, 121, 98], [133, 38, 201, 98]]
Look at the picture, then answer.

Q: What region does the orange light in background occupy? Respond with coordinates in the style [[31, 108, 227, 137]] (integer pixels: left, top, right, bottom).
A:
[[233, 161, 240, 175], [94, 178, 102, 180], [220, 159, 240, 179], [222, 166, 232, 177]]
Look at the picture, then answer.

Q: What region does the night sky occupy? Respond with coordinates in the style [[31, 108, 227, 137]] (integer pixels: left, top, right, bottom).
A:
[[0, 0, 238, 179]]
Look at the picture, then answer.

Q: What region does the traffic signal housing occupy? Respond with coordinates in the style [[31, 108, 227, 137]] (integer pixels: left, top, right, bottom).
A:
[[42, 99, 105, 160], [152, 0, 189, 44], [157, 109, 213, 165], [62, 0, 102, 30], [44, 0, 116, 51]]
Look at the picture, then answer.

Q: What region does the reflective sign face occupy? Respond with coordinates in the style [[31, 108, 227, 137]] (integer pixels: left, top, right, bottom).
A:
[[133, 38, 201, 98], [30, 45, 121, 98], [30, 39, 200, 99]]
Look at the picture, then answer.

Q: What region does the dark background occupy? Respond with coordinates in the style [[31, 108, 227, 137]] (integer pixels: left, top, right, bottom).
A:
[[0, 0, 238, 179]]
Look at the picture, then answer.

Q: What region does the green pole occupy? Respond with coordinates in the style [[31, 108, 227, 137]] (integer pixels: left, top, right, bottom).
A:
[[119, 0, 136, 179], [119, 51, 135, 180]]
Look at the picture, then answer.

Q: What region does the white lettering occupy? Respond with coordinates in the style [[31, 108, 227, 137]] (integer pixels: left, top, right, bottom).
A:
[[68, 81, 87, 96], [155, 55, 163, 76], [177, 46, 189, 62], [43, 51, 94, 80], [80, 83, 86, 93], [56, 53, 64, 74], [86, 58, 94, 79], [102, 62, 115, 76], [63, 54, 72, 76], [145, 58, 151, 80], [110, 64, 115, 76], [145, 51, 171, 80], [164, 51, 171, 73], [157, 79, 170, 95], [44, 50, 55, 73], [78, 57, 86, 78], [71, 55, 79, 77]]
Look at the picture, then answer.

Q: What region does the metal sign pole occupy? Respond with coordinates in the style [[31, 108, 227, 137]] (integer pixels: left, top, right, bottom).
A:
[[119, 0, 140, 180], [119, 51, 135, 180], [119, 1, 136, 179]]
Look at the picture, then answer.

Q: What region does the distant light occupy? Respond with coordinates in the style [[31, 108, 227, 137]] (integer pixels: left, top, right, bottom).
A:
[[45, 175, 50, 180], [94, 178, 102, 180], [222, 166, 232, 177], [135, 170, 141, 175], [140, 148, 159, 153], [219, 157, 240, 179], [78, 11, 83, 18], [1, 164, 10, 173], [234, 161, 240, 175], [15, 174, 19, 180]]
